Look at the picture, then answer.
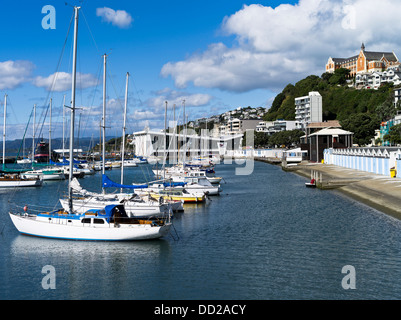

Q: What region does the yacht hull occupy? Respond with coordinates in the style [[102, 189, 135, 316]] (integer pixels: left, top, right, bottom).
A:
[[9, 213, 171, 241]]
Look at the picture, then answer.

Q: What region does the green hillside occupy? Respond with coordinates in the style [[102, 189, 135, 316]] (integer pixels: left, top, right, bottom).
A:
[[263, 69, 396, 145]]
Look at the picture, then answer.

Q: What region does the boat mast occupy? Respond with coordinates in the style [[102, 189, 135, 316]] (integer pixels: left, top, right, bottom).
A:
[[173, 103, 176, 165], [62, 94, 66, 159], [102, 53, 107, 194], [32, 104, 36, 165], [120, 72, 129, 192], [183, 99, 186, 166], [49, 98, 52, 163], [2, 94, 7, 171], [164, 100, 167, 184], [68, 6, 80, 214]]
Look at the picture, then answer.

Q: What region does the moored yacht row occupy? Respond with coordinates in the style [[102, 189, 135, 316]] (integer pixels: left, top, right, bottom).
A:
[[9, 157, 224, 241], [5, 6, 223, 242]]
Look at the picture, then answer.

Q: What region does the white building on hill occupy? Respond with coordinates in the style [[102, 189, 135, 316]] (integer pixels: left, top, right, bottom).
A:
[[295, 91, 322, 130]]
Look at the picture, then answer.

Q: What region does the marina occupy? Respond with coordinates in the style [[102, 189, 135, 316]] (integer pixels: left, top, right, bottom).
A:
[[2, 1, 401, 303], [1, 160, 401, 299]]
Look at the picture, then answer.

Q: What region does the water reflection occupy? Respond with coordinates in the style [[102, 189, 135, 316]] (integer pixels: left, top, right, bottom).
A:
[[11, 234, 170, 256], [9, 234, 172, 299]]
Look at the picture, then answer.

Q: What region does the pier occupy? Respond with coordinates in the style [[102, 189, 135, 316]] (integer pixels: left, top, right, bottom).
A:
[[254, 156, 282, 165]]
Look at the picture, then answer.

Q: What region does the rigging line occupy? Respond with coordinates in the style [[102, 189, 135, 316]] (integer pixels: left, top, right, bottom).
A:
[[4, 96, 19, 126], [10, 107, 34, 170], [126, 76, 145, 134], [78, 56, 103, 139], [106, 61, 126, 116], [81, 9, 100, 55], [36, 10, 74, 140]]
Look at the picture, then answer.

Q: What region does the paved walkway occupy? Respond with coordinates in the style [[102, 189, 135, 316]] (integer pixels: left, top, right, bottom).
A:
[[288, 163, 401, 220]]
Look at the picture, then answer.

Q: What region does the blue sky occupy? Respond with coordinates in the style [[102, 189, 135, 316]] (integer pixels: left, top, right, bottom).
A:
[[2, 0, 401, 140]]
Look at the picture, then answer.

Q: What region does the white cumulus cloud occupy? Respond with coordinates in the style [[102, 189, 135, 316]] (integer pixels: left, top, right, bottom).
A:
[[161, 0, 401, 93], [0, 60, 34, 90], [147, 88, 213, 109], [96, 7, 133, 28], [33, 72, 99, 92]]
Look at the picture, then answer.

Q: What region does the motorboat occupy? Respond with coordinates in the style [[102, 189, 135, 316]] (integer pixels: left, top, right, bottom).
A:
[[137, 185, 206, 203], [305, 179, 317, 188], [170, 176, 220, 195], [0, 174, 43, 188], [21, 168, 65, 181]]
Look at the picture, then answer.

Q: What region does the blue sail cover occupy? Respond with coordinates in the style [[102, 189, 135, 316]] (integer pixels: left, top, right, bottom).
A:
[[184, 163, 202, 168], [102, 174, 149, 189], [162, 181, 186, 187], [50, 159, 66, 166]]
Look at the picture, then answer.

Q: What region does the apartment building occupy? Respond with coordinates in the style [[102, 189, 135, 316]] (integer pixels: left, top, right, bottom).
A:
[[295, 91, 322, 130], [256, 120, 298, 134], [219, 119, 260, 136]]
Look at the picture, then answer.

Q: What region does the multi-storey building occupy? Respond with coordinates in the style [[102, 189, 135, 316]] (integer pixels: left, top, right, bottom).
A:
[[219, 118, 261, 136], [295, 91, 322, 130], [326, 44, 399, 77], [255, 120, 298, 134], [355, 66, 401, 89]]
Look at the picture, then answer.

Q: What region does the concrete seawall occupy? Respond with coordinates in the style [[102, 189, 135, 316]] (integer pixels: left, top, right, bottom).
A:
[[282, 162, 401, 220]]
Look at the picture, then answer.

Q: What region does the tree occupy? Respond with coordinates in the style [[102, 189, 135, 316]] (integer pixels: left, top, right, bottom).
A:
[[383, 124, 401, 145], [340, 113, 380, 146], [321, 72, 333, 82], [242, 131, 270, 148], [329, 68, 351, 85], [268, 129, 304, 148], [376, 95, 396, 121], [263, 72, 391, 122]]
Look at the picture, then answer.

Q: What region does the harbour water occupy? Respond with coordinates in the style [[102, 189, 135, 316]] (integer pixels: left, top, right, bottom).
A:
[[1, 160, 401, 300]]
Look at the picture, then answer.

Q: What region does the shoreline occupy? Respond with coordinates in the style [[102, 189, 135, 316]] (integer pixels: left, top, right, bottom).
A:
[[255, 158, 401, 221]]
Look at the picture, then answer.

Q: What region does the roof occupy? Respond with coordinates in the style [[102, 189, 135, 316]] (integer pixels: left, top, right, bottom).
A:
[[332, 56, 358, 63], [329, 47, 398, 65], [307, 120, 341, 129], [284, 147, 308, 154], [132, 130, 243, 141], [364, 51, 398, 62], [309, 127, 353, 136]]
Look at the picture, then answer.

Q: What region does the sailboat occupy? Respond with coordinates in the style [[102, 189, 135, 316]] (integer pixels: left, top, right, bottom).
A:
[[58, 68, 170, 218], [154, 164, 222, 185], [0, 94, 42, 188], [58, 177, 171, 218], [20, 100, 66, 181], [9, 6, 171, 240]]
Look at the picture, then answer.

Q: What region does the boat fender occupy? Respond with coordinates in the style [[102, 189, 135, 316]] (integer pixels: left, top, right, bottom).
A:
[[23, 205, 28, 212]]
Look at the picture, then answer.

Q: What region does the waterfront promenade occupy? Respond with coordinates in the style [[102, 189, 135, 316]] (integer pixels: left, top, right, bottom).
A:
[[284, 162, 401, 220]]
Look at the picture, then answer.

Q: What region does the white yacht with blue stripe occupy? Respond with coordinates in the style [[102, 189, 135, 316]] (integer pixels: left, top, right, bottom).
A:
[[9, 205, 171, 241]]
